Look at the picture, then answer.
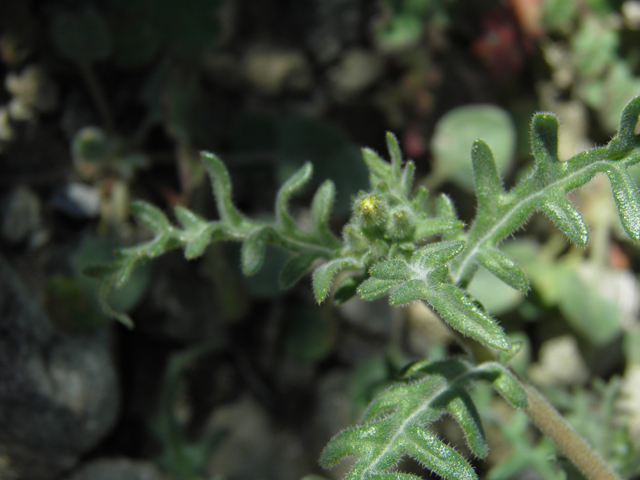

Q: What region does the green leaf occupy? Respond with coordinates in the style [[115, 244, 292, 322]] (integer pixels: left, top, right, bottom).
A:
[[82, 262, 122, 279], [276, 162, 313, 230], [357, 277, 397, 301], [608, 95, 640, 156], [428, 285, 511, 352], [369, 474, 422, 480], [474, 363, 527, 409], [412, 186, 428, 211], [605, 166, 640, 241], [389, 279, 429, 305], [401, 160, 416, 197], [530, 112, 560, 172], [311, 179, 337, 236], [411, 241, 465, 271], [369, 259, 414, 281], [438, 388, 488, 458], [386, 131, 403, 183], [321, 357, 531, 480], [436, 193, 458, 220], [174, 206, 224, 259], [201, 151, 245, 227], [241, 229, 268, 275], [435, 194, 465, 242], [131, 201, 172, 234], [451, 95, 640, 285], [476, 248, 529, 292], [539, 194, 589, 246], [362, 147, 393, 184], [279, 251, 322, 290], [174, 205, 205, 230], [405, 426, 478, 480], [414, 217, 464, 240], [471, 139, 504, 208], [313, 257, 360, 303]]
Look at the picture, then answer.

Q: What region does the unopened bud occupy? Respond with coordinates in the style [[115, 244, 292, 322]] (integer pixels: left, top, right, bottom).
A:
[[353, 193, 388, 232], [386, 206, 415, 240]]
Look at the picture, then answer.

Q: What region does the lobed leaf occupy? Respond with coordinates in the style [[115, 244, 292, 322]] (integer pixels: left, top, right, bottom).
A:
[[401, 160, 416, 197], [386, 131, 403, 184], [530, 112, 560, 171], [241, 228, 268, 276], [131, 201, 172, 234], [607, 95, 640, 157], [471, 139, 504, 208], [357, 276, 397, 301], [474, 363, 527, 409], [405, 426, 477, 480], [369, 259, 414, 281], [414, 217, 464, 240], [174, 205, 205, 231], [476, 248, 529, 292], [276, 162, 313, 231], [322, 357, 526, 480], [411, 241, 466, 271], [539, 194, 589, 246], [388, 279, 430, 305], [451, 96, 640, 285], [362, 147, 392, 185], [427, 284, 510, 352], [201, 151, 245, 227], [605, 166, 640, 241], [313, 257, 361, 303], [439, 389, 488, 458], [412, 186, 428, 212], [311, 179, 338, 241], [174, 206, 227, 259]]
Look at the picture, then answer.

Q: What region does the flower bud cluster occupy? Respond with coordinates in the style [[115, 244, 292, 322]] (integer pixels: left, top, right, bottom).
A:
[[344, 191, 417, 254]]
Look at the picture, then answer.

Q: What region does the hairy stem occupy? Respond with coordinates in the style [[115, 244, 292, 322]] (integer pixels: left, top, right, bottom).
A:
[[521, 380, 623, 480], [453, 330, 623, 480]]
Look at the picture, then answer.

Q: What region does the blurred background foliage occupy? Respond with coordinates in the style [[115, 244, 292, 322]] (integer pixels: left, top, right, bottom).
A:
[[1, 0, 640, 479]]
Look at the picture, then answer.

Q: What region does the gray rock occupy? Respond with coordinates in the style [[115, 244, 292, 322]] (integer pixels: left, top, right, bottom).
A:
[[51, 183, 101, 219], [206, 395, 313, 480], [327, 49, 385, 100], [1, 185, 42, 244], [306, 0, 362, 64], [0, 255, 119, 480], [242, 46, 312, 95], [336, 297, 392, 336], [64, 458, 165, 480]]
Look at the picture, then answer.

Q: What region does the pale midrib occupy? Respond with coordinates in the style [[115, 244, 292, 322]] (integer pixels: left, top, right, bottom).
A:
[[361, 385, 448, 478], [450, 159, 612, 285]]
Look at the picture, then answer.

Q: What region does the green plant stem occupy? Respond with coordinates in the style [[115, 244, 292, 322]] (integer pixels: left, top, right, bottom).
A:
[[453, 330, 623, 480], [521, 380, 623, 480], [77, 61, 115, 133]]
